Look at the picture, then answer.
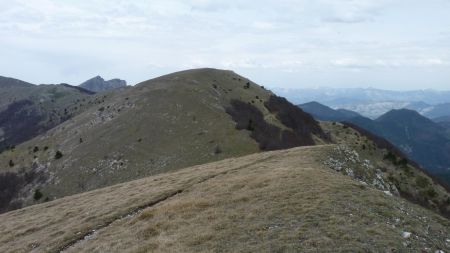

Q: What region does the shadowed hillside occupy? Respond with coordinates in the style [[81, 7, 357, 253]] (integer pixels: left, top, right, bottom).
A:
[[0, 77, 96, 151]]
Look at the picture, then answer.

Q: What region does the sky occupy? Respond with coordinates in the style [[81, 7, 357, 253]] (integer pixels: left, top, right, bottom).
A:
[[0, 0, 450, 90]]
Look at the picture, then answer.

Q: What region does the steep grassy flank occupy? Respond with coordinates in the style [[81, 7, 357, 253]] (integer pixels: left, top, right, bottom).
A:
[[0, 145, 448, 253], [0, 69, 326, 212]]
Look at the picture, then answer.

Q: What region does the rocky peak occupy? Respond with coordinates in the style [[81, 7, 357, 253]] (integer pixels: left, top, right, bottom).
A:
[[79, 76, 127, 93]]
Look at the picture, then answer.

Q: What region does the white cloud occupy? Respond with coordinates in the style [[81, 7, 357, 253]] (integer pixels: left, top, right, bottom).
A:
[[0, 0, 449, 89]]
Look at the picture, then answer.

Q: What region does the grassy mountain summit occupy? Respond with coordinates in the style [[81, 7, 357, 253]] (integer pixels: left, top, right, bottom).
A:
[[0, 68, 327, 213], [0, 145, 448, 252]]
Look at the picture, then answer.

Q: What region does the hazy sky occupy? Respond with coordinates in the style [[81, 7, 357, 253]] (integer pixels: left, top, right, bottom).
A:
[[1, 0, 450, 90]]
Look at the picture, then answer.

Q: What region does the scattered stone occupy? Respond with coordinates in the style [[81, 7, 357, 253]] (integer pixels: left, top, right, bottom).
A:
[[402, 231, 411, 239], [383, 191, 393, 196]]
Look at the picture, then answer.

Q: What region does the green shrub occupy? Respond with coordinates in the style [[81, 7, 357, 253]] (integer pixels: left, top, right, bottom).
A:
[[8, 160, 14, 167], [33, 146, 39, 153], [415, 176, 429, 188], [383, 152, 397, 164], [246, 119, 255, 131], [426, 188, 437, 198], [54, 151, 63, 159], [398, 158, 408, 167], [214, 145, 222, 155], [33, 189, 43, 201]]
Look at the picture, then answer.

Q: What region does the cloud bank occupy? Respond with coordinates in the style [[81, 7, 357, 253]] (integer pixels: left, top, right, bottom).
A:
[[0, 0, 449, 89]]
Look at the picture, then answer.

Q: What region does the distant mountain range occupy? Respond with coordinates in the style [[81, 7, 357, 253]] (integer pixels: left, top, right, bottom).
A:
[[276, 87, 450, 119], [299, 102, 450, 184]]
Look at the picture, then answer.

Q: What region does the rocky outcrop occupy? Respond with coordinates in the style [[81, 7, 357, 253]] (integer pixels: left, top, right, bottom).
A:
[[324, 144, 399, 195]]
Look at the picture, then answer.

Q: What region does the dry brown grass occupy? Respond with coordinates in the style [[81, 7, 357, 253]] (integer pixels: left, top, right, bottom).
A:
[[0, 145, 448, 253]]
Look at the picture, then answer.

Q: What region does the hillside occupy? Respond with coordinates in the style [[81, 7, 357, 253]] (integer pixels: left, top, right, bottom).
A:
[[435, 116, 450, 136], [79, 76, 127, 92], [0, 145, 448, 253], [0, 69, 326, 213], [299, 101, 450, 185], [0, 76, 96, 151], [422, 103, 450, 119]]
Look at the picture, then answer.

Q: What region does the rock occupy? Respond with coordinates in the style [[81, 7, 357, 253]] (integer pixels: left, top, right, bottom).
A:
[[402, 231, 411, 239], [383, 191, 393, 196]]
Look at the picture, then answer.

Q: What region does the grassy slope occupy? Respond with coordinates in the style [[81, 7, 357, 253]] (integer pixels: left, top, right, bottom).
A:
[[0, 145, 448, 253], [321, 121, 450, 217], [2, 68, 320, 209]]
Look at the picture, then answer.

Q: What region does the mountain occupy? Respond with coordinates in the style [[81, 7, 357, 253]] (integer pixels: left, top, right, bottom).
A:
[[0, 76, 96, 151], [0, 68, 327, 213], [298, 101, 361, 121], [336, 108, 361, 118], [434, 115, 450, 123], [275, 87, 450, 118], [0, 145, 449, 253], [79, 76, 127, 92], [436, 117, 450, 133]]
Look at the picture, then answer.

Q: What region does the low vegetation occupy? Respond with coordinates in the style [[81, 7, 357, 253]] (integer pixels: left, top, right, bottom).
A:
[[0, 146, 448, 253]]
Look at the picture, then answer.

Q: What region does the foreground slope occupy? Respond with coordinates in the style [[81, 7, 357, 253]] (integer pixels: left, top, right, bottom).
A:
[[0, 145, 448, 253], [0, 68, 325, 212]]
